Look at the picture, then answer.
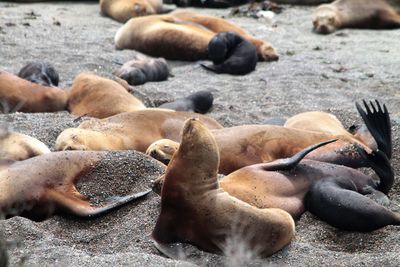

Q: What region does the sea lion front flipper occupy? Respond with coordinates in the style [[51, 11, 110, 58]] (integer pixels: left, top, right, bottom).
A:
[[49, 189, 151, 219], [200, 63, 221, 74], [355, 145, 394, 195], [261, 139, 337, 172], [153, 240, 188, 260], [355, 100, 392, 159], [305, 177, 400, 231]]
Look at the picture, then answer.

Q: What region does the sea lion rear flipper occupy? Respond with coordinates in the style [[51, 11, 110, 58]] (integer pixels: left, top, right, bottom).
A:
[[261, 139, 337, 171], [200, 63, 221, 74], [49, 189, 152, 219], [355, 145, 394, 195], [355, 100, 392, 159]]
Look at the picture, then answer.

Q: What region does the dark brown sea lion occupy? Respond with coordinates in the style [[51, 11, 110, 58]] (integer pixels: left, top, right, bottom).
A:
[[146, 101, 391, 174], [312, 0, 400, 34], [55, 109, 223, 152], [0, 70, 67, 113], [152, 118, 295, 258], [17, 62, 59, 87], [158, 91, 214, 114], [67, 73, 146, 119], [100, 0, 174, 23], [200, 32, 258, 75], [113, 54, 170, 86], [0, 151, 152, 221], [114, 10, 279, 61]]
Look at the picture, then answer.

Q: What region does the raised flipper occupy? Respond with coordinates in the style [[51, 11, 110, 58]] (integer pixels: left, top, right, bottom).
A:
[[305, 177, 400, 231], [355, 145, 394, 195], [356, 100, 392, 159], [49, 189, 151, 219], [261, 139, 337, 171]]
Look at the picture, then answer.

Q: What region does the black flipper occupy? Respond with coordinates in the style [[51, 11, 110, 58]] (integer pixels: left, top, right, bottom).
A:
[[355, 145, 394, 195], [200, 63, 221, 73], [261, 139, 337, 172], [356, 100, 392, 159], [305, 177, 400, 231]]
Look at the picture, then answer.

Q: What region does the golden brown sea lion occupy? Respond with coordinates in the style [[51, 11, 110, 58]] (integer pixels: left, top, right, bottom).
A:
[[0, 151, 152, 221], [114, 10, 278, 61], [146, 101, 391, 174], [152, 118, 295, 257], [152, 130, 399, 232], [67, 73, 146, 119], [312, 0, 400, 34], [55, 109, 223, 152], [100, 0, 173, 23], [0, 129, 50, 161], [0, 70, 67, 113]]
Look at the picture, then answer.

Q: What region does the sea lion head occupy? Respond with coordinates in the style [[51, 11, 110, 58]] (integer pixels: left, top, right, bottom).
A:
[[17, 62, 59, 87], [312, 5, 340, 34], [208, 34, 229, 64], [146, 139, 179, 165]]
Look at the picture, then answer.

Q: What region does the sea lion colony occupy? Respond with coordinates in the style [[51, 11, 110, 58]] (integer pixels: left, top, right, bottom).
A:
[[0, 0, 399, 265]]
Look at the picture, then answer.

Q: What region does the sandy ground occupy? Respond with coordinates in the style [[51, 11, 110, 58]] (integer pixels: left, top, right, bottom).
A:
[[0, 1, 400, 266]]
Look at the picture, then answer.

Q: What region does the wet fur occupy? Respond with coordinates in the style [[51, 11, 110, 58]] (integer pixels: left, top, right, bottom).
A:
[[17, 62, 59, 87], [158, 90, 214, 113]]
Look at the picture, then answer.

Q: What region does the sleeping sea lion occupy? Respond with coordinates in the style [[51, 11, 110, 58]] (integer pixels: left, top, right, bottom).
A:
[[113, 54, 170, 85], [67, 73, 146, 119], [152, 118, 295, 258], [55, 109, 223, 152], [0, 130, 50, 161], [158, 91, 214, 114], [169, 0, 249, 8], [114, 10, 279, 61], [200, 32, 258, 75], [146, 101, 391, 174], [0, 151, 152, 221], [312, 0, 400, 34], [100, 0, 174, 23], [17, 62, 59, 87], [0, 70, 67, 113], [152, 127, 399, 232]]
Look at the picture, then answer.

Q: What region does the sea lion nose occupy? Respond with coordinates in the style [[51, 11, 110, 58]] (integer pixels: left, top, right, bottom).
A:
[[318, 25, 330, 34]]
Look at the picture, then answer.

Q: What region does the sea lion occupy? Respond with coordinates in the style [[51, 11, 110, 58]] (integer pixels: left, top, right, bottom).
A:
[[158, 90, 214, 114], [100, 0, 174, 23], [114, 10, 279, 61], [0, 151, 152, 221], [146, 101, 391, 174], [55, 109, 223, 152], [67, 73, 146, 119], [0, 129, 51, 161], [152, 118, 295, 257], [0, 70, 67, 113], [145, 139, 179, 165], [312, 0, 400, 34], [113, 54, 170, 86], [17, 62, 59, 87], [169, 0, 249, 8], [200, 32, 258, 75], [152, 131, 399, 232]]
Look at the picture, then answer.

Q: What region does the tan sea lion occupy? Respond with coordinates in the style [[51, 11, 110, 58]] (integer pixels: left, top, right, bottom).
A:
[[0, 70, 67, 113], [67, 73, 146, 119], [0, 151, 152, 221], [55, 109, 223, 152], [312, 0, 400, 34], [114, 10, 279, 61], [153, 139, 400, 231], [0, 130, 51, 161], [152, 118, 295, 257], [100, 0, 174, 23], [146, 101, 391, 174]]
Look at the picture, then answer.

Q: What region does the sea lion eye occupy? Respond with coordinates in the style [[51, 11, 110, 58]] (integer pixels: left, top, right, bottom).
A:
[[328, 17, 334, 23]]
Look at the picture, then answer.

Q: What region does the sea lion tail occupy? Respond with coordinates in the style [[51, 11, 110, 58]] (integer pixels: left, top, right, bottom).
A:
[[356, 100, 392, 159], [355, 145, 394, 195], [261, 139, 337, 171], [200, 63, 221, 74]]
